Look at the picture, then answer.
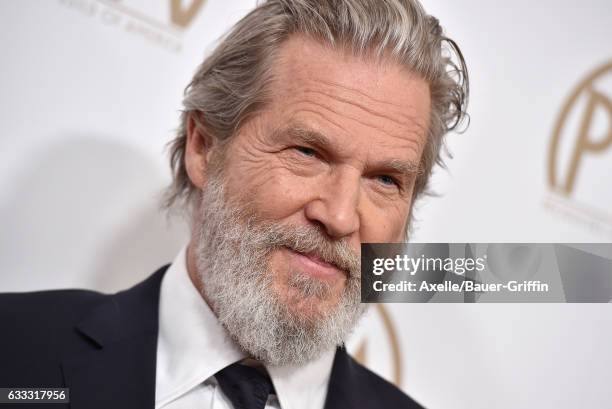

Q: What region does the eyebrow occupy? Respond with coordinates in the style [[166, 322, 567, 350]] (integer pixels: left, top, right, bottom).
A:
[[272, 125, 333, 150], [272, 124, 423, 179], [380, 159, 423, 178]]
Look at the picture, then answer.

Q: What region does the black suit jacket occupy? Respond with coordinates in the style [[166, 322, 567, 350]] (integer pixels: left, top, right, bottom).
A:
[[0, 266, 424, 409]]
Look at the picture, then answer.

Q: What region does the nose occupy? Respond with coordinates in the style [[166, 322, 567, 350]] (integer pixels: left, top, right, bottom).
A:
[[304, 168, 360, 239]]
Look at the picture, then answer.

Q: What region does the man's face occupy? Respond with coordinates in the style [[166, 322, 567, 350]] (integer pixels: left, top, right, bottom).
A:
[[189, 35, 430, 365], [219, 37, 430, 310]]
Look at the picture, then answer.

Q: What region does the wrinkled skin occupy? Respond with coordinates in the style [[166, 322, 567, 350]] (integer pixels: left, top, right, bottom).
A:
[[185, 35, 431, 318]]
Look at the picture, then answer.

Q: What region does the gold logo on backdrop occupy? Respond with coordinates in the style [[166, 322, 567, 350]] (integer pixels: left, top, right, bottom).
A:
[[352, 304, 403, 386], [59, 0, 207, 53], [548, 62, 612, 194], [545, 61, 612, 234], [170, 0, 205, 27]]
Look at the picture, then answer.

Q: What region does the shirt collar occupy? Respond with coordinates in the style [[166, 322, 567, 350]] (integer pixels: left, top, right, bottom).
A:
[[155, 246, 247, 406], [155, 245, 336, 409]]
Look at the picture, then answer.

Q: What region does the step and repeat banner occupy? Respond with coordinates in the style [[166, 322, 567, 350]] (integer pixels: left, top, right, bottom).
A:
[[0, 1, 610, 408]]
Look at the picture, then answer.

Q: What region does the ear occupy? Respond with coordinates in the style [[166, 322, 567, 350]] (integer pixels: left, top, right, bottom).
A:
[[184, 112, 217, 189]]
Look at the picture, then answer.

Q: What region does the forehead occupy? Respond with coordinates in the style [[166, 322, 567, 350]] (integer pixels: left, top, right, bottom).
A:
[[267, 35, 431, 161]]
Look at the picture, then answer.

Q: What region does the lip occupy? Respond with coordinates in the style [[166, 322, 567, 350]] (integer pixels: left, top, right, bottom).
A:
[[285, 247, 346, 279]]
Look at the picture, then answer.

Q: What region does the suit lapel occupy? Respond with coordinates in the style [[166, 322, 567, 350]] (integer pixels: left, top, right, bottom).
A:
[[323, 346, 361, 409], [61, 266, 168, 409]]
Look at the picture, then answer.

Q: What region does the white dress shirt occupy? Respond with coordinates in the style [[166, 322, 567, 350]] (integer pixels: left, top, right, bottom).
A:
[[155, 246, 336, 409]]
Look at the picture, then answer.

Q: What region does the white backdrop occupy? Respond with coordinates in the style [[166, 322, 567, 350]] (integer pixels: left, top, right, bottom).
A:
[[1, 1, 611, 408]]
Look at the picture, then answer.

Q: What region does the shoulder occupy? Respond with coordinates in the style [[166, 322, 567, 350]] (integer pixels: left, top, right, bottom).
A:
[[0, 287, 108, 349], [0, 266, 168, 338], [0, 288, 108, 348], [0, 287, 107, 326], [0, 287, 109, 385]]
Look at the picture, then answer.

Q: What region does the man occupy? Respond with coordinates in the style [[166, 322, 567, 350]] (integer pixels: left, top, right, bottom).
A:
[[0, 0, 467, 408]]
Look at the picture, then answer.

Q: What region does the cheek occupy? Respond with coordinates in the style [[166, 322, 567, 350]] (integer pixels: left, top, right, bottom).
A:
[[359, 200, 409, 242], [220, 148, 309, 221], [235, 166, 318, 221]]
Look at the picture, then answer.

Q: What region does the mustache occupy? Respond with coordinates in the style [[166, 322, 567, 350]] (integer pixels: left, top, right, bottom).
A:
[[249, 220, 361, 278]]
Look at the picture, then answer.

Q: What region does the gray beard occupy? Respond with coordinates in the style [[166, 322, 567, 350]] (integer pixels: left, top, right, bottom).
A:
[[194, 175, 366, 366]]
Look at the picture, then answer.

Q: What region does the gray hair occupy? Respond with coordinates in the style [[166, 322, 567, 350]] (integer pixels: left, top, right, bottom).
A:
[[164, 0, 469, 221]]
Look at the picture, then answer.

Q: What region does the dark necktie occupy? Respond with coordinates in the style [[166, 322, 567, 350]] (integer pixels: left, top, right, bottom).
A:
[[214, 361, 276, 409]]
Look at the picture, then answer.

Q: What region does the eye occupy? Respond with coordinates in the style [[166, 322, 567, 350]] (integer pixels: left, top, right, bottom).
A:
[[294, 146, 317, 157], [376, 175, 400, 188]]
